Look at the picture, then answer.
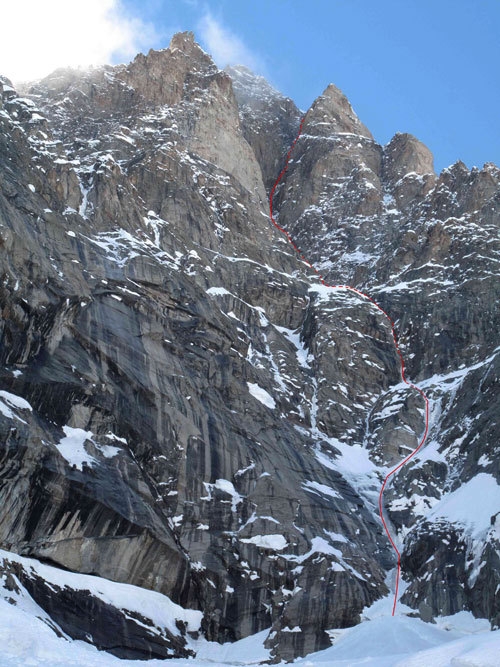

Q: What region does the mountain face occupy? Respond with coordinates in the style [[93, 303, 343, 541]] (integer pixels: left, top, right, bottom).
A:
[[0, 31, 498, 662]]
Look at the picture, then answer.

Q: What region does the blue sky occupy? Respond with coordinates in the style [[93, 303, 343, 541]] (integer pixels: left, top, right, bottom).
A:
[[2, 1, 499, 173], [117, 0, 500, 173]]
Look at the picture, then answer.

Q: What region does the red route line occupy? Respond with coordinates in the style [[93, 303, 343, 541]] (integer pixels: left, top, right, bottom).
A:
[[269, 117, 430, 616]]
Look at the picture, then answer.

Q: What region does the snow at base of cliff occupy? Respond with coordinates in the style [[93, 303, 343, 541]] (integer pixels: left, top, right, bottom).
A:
[[1, 577, 498, 667]]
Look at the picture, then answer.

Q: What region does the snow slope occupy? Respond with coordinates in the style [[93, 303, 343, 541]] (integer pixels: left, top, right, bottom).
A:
[[1, 556, 498, 667]]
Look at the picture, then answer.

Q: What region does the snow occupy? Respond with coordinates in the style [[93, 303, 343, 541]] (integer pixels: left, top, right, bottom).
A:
[[400, 632, 500, 667], [247, 382, 276, 409], [316, 439, 377, 476], [324, 530, 349, 543], [389, 492, 439, 517], [0, 390, 32, 412], [240, 534, 288, 550], [274, 325, 310, 368], [478, 454, 492, 467], [281, 535, 366, 579], [284, 536, 342, 564], [55, 426, 96, 470], [105, 431, 127, 445], [341, 250, 377, 264], [0, 390, 32, 422], [55, 426, 121, 470], [206, 286, 231, 295], [214, 478, 243, 512], [303, 480, 341, 499], [99, 443, 122, 459], [202, 246, 299, 281], [417, 349, 499, 393], [289, 596, 500, 666], [435, 611, 490, 634], [308, 284, 372, 310], [235, 462, 256, 477], [203, 479, 243, 512], [239, 513, 279, 533], [295, 616, 486, 666], [193, 628, 271, 664], [1, 550, 499, 666], [0, 548, 204, 667], [12, 97, 36, 108], [427, 473, 500, 540], [376, 277, 455, 293]]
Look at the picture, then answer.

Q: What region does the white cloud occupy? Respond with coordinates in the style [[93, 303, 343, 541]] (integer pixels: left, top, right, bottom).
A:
[[197, 13, 264, 73], [0, 0, 157, 84]]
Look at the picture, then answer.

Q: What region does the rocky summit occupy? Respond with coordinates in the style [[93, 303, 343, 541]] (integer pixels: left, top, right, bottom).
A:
[[0, 31, 499, 663]]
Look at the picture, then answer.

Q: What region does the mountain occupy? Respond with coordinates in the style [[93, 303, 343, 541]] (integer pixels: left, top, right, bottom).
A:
[[0, 31, 498, 663]]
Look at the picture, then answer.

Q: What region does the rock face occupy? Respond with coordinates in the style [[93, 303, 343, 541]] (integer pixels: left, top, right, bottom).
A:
[[0, 33, 499, 662], [272, 67, 500, 646], [225, 65, 302, 191], [306, 83, 373, 139]]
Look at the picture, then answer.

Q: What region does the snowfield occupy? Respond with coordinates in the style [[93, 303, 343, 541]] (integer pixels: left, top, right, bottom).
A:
[[1, 551, 498, 667], [1, 597, 498, 666]]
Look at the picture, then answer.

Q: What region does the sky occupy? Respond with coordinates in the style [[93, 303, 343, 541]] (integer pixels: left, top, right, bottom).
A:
[[1, 0, 499, 173]]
